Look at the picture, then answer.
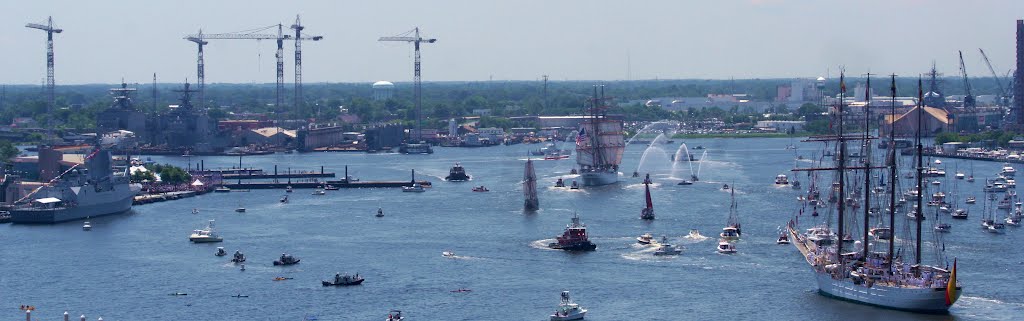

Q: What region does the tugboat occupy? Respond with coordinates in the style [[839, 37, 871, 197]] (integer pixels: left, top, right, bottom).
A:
[[547, 213, 597, 251], [230, 250, 246, 263], [322, 273, 364, 286], [550, 291, 587, 321], [445, 163, 471, 182], [215, 247, 227, 256], [653, 236, 682, 256], [636, 233, 654, 245], [555, 178, 566, 188], [273, 253, 301, 266], [640, 174, 655, 220]]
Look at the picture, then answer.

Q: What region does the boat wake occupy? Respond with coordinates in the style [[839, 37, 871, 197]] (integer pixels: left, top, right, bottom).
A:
[[529, 239, 560, 251], [682, 232, 710, 243]]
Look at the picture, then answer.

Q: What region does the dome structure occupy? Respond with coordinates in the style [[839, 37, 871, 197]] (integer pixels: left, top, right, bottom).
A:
[[372, 80, 395, 101], [372, 80, 395, 88]]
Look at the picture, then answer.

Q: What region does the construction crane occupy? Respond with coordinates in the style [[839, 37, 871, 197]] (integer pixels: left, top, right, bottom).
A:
[[184, 22, 321, 110], [184, 30, 209, 108], [25, 16, 62, 121], [290, 15, 324, 110], [979, 48, 1011, 104], [958, 50, 976, 112], [379, 27, 437, 141]]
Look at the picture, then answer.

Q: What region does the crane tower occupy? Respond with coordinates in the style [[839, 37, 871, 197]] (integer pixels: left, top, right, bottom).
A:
[[379, 27, 437, 141], [25, 16, 62, 120]]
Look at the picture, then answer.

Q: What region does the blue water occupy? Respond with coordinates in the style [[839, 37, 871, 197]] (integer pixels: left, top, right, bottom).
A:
[[2, 137, 1022, 320]]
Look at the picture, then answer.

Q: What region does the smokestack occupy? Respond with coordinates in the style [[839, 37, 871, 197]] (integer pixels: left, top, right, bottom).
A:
[[1016, 19, 1024, 125]]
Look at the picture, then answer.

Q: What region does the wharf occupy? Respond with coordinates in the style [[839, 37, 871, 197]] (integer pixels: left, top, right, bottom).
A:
[[222, 173, 335, 180], [134, 191, 198, 205], [921, 151, 1024, 164], [224, 180, 432, 189]]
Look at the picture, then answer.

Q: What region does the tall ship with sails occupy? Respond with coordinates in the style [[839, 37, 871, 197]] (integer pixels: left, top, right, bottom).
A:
[[787, 74, 960, 312], [524, 158, 539, 211], [575, 86, 624, 186], [10, 148, 141, 224]]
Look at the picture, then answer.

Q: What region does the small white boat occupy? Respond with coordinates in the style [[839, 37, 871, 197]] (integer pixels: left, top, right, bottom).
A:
[[720, 226, 740, 241], [955, 172, 965, 179], [235, 206, 246, 213], [934, 223, 952, 233], [717, 239, 737, 254], [636, 233, 654, 245], [386, 310, 404, 321], [934, 159, 942, 165], [442, 251, 456, 258], [966, 196, 976, 204], [280, 195, 289, 203], [653, 236, 682, 256], [776, 233, 790, 244], [82, 221, 92, 231], [191, 208, 199, 214], [1002, 163, 1016, 177], [868, 227, 891, 240], [931, 180, 941, 186], [402, 183, 426, 193], [550, 291, 587, 321], [312, 189, 326, 195], [189, 220, 223, 243], [285, 186, 293, 193], [774, 174, 789, 185], [952, 209, 969, 219]]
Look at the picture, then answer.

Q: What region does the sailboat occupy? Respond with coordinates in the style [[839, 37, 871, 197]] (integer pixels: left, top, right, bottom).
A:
[[640, 174, 654, 220], [720, 187, 740, 241], [524, 157, 539, 211], [967, 163, 975, 182], [786, 74, 960, 312]]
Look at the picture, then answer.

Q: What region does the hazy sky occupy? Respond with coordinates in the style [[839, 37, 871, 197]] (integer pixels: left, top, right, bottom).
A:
[[2, 0, 1022, 85]]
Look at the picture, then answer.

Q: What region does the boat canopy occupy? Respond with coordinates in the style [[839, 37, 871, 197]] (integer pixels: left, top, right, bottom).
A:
[[33, 197, 62, 204]]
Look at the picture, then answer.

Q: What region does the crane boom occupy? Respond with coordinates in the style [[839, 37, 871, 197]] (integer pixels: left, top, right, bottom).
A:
[[958, 50, 975, 111], [26, 16, 61, 132], [979, 48, 1010, 99], [379, 27, 437, 142]]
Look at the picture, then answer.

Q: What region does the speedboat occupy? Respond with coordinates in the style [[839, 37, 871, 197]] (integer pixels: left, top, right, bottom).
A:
[[402, 183, 426, 193], [653, 236, 682, 256], [935, 223, 952, 233], [280, 195, 289, 203], [322, 273, 364, 286], [82, 221, 91, 231], [312, 188, 326, 195], [636, 233, 654, 245], [472, 186, 489, 192], [215, 247, 227, 256], [235, 206, 246, 213], [550, 291, 587, 321], [776, 233, 790, 244], [386, 310, 404, 321], [231, 250, 246, 263], [677, 180, 693, 185], [952, 209, 969, 220], [687, 229, 703, 239], [717, 239, 737, 254], [273, 253, 301, 266], [442, 251, 456, 258], [189, 220, 223, 243], [775, 174, 789, 185], [324, 185, 339, 191], [966, 196, 976, 204]]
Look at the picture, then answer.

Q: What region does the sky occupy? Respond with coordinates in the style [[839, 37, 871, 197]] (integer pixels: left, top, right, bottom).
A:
[[1, 0, 1022, 85]]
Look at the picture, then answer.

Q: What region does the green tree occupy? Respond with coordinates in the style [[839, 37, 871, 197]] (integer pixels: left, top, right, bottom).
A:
[[0, 140, 18, 161]]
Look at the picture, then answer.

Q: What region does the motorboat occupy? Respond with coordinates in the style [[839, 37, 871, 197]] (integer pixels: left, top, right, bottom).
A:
[[191, 208, 199, 214], [376, 207, 385, 217], [966, 196, 976, 204], [472, 186, 489, 192], [555, 178, 566, 188], [231, 250, 246, 263], [285, 186, 293, 193], [720, 226, 740, 241], [272, 277, 294, 281], [931, 180, 941, 186], [445, 162, 472, 181], [776, 233, 790, 244], [214, 186, 231, 193], [386, 310, 404, 321], [215, 247, 227, 256], [280, 195, 289, 203], [550, 291, 587, 321], [869, 227, 892, 240], [322, 273, 364, 286], [717, 239, 737, 254], [677, 180, 693, 185], [951, 209, 969, 220], [442, 250, 456, 258], [955, 172, 965, 179], [189, 220, 223, 243], [775, 174, 789, 185], [934, 159, 942, 165], [570, 181, 580, 190], [687, 229, 703, 239], [722, 184, 730, 190], [935, 223, 952, 233], [636, 233, 654, 245], [402, 183, 426, 193], [324, 185, 339, 191], [653, 236, 682, 256], [450, 288, 473, 293], [82, 221, 91, 231], [547, 213, 597, 251], [235, 206, 246, 213], [273, 253, 301, 266], [1002, 163, 1016, 177], [312, 188, 326, 195]]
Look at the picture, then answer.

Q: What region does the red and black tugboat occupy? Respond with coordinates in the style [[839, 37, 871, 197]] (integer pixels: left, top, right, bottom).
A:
[[548, 213, 597, 251], [445, 162, 472, 181], [641, 174, 655, 220]]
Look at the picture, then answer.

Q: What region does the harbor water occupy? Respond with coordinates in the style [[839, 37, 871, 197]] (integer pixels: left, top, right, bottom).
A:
[[1, 137, 1022, 320]]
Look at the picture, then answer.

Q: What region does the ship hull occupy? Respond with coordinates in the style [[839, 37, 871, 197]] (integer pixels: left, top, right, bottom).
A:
[[548, 242, 597, 251], [10, 195, 134, 224], [580, 171, 618, 186], [814, 273, 960, 313]]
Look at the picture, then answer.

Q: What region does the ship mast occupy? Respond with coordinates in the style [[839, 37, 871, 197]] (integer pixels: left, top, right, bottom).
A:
[[836, 72, 847, 263], [589, 86, 605, 167], [524, 157, 539, 211], [914, 76, 924, 268], [862, 73, 872, 260], [887, 74, 898, 268]]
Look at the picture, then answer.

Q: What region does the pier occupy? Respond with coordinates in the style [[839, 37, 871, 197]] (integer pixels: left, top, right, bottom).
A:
[[921, 151, 1024, 164], [224, 180, 431, 189]]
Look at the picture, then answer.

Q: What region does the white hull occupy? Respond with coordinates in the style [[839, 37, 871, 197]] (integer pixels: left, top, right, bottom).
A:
[[580, 171, 617, 186], [813, 272, 959, 313]]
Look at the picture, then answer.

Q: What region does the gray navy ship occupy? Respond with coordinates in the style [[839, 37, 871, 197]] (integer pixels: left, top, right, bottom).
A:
[[10, 149, 141, 224]]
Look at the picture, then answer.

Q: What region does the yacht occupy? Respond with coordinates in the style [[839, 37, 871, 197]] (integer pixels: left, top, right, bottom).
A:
[[550, 291, 587, 321], [1001, 163, 1016, 177], [636, 233, 654, 245], [653, 236, 683, 256], [189, 220, 223, 243], [717, 239, 737, 254], [82, 221, 91, 231], [955, 172, 965, 179], [952, 209, 969, 220], [775, 174, 789, 185]]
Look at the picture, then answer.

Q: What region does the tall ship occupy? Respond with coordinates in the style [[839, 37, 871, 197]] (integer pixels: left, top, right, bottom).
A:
[[575, 86, 624, 186], [524, 158, 539, 211], [787, 74, 960, 313], [10, 148, 141, 224]]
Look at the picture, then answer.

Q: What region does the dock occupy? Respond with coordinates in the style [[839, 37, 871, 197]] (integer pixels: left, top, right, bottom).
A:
[[134, 191, 199, 205], [222, 173, 335, 180], [922, 151, 1024, 164], [224, 180, 431, 189]]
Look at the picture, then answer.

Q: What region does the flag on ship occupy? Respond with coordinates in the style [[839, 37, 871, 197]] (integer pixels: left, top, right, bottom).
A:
[[576, 128, 587, 147]]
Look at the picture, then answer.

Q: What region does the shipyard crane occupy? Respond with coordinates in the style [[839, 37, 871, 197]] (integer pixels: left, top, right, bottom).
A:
[[184, 30, 210, 107], [379, 27, 437, 141], [979, 48, 1011, 104], [25, 16, 62, 120], [290, 15, 324, 110], [958, 50, 976, 112], [184, 22, 321, 110]]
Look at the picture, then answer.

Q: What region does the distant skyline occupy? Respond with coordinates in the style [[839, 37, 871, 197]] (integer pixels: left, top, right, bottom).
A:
[[1, 0, 1022, 85]]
